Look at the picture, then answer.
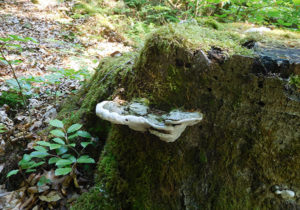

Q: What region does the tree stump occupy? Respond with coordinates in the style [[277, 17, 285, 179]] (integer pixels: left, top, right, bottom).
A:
[[69, 24, 300, 209]]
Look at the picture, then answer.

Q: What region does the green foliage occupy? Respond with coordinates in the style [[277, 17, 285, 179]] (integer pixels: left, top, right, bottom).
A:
[[213, 0, 299, 29], [37, 176, 51, 186], [289, 75, 300, 89], [0, 35, 38, 108], [55, 167, 72, 176], [0, 123, 7, 133], [7, 120, 96, 178], [0, 34, 37, 44], [67, 124, 83, 133], [196, 17, 221, 29], [138, 4, 179, 24], [5, 79, 33, 96], [1, 34, 90, 106], [77, 155, 95, 164], [0, 35, 37, 70], [2, 67, 90, 107], [48, 67, 90, 81], [0, 91, 27, 108], [49, 119, 64, 128], [124, 0, 147, 9], [74, 0, 299, 48], [6, 170, 19, 177]]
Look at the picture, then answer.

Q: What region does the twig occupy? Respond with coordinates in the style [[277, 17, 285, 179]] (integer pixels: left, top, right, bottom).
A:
[[167, 0, 178, 9], [195, 0, 200, 16]]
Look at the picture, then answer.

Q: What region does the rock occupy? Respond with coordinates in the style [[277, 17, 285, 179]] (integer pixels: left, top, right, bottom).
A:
[[29, 98, 43, 108], [43, 105, 57, 122], [245, 27, 271, 33], [0, 109, 13, 128]]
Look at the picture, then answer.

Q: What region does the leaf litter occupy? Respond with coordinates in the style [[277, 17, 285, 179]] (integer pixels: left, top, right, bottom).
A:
[[0, 0, 131, 208]]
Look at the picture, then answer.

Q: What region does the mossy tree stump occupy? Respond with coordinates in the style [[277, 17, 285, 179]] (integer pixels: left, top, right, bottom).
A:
[[70, 24, 300, 209]]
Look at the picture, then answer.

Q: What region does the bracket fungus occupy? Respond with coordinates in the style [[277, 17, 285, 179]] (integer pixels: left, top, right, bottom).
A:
[[96, 101, 203, 142], [275, 189, 295, 200]]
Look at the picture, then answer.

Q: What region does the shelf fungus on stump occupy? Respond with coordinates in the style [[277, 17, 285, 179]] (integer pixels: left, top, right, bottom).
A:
[[96, 100, 203, 142]]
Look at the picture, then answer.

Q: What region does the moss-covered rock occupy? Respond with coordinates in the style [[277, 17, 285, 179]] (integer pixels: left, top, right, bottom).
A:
[[71, 24, 300, 209]]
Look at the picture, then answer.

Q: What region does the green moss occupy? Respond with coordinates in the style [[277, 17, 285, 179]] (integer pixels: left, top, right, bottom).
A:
[[126, 24, 248, 110], [226, 22, 300, 48], [73, 125, 189, 209], [250, 127, 300, 186], [145, 23, 300, 54], [143, 24, 253, 56], [58, 52, 137, 126], [64, 53, 137, 209], [125, 24, 251, 108], [196, 17, 222, 30]]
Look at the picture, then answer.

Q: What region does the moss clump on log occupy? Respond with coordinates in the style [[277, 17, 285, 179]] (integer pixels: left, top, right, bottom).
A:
[[58, 52, 136, 132], [70, 24, 300, 209]]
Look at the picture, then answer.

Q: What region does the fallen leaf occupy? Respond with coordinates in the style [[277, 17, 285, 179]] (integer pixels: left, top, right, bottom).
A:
[[39, 191, 61, 202]]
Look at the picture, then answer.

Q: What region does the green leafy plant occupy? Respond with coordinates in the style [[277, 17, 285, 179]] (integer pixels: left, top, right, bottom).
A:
[[3, 67, 90, 108], [37, 175, 51, 187], [212, 0, 299, 29], [289, 75, 300, 89], [0, 123, 7, 133], [0, 91, 28, 108], [0, 35, 37, 116], [139, 4, 179, 24], [124, 0, 147, 10], [7, 119, 95, 177], [48, 67, 90, 82]]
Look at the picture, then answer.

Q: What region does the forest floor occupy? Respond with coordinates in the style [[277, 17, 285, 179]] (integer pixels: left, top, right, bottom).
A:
[[0, 0, 299, 209], [0, 0, 131, 208]]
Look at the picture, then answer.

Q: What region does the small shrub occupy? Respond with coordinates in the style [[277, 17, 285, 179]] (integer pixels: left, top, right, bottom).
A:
[[7, 119, 96, 177]]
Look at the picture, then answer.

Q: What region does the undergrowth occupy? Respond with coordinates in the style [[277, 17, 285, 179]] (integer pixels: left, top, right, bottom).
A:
[[70, 0, 300, 49]]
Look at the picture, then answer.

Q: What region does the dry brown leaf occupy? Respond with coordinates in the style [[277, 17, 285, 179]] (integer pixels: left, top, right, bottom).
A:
[[28, 186, 38, 194], [39, 191, 61, 202]]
